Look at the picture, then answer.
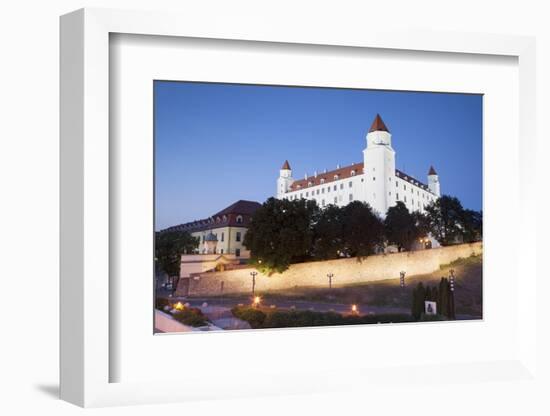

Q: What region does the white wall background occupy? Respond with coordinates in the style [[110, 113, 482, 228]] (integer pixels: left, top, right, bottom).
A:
[[0, 1, 548, 415]]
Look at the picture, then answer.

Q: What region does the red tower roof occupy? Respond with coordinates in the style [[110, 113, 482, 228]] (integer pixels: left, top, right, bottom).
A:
[[281, 160, 291, 170], [428, 165, 438, 175], [368, 114, 390, 133]]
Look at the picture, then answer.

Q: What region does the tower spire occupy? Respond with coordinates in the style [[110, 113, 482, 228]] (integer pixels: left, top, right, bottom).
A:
[[281, 160, 291, 170], [368, 114, 390, 133], [428, 165, 437, 175]]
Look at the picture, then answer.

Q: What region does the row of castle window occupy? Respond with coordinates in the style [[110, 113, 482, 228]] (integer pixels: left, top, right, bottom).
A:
[[319, 194, 353, 207]]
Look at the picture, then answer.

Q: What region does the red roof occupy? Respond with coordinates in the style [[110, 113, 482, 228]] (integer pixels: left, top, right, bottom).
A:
[[368, 114, 390, 133], [281, 160, 291, 170], [289, 163, 364, 191]]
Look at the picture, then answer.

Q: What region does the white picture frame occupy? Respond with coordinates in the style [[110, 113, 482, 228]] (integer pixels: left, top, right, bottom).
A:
[[60, 8, 537, 408]]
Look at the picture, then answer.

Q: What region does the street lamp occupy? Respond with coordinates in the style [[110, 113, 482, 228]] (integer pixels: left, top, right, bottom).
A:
[[327, 272, 334, 289], [250, 270, 258, 297], [351, 304, 358, 315], [253, 296, 261, 308], [400, 271, 406, 288]]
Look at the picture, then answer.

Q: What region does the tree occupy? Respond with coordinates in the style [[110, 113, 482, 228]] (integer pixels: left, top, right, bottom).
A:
[[411, 282, 426, 320], [425, 195, 465, 245], [155, 230, 199, 287], [384, 201, 420, 251], [341, 201, 385, 258], [312, 204, 345, 260], [243, 197, 319, 273], [461, 209, 483, 243]]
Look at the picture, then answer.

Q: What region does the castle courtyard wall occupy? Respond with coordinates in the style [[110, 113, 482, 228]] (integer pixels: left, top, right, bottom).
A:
[[177, 242, 482, 297]]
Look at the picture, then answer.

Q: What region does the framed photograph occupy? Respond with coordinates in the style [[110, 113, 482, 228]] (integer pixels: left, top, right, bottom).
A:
[[60, 8, 537, 407]]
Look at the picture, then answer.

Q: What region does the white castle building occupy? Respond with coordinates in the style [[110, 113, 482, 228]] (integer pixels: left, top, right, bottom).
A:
[[277, 114, 441, 217]]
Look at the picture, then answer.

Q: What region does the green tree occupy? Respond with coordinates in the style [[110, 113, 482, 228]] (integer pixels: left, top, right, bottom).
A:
[[384, 201, 420, 251], [243, 197, 319, 273], [425, 195, 465, 245], [155, 230, 199, 281], [411, 282, 426, 320], [312, 204, 345, 260], [341, 201, 385, 258], [461, 209, 483, 243]]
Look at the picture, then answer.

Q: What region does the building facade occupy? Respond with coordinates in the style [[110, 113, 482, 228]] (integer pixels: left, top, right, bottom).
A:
[[161, 199, 261, 257], [276, 114, 441, 217]]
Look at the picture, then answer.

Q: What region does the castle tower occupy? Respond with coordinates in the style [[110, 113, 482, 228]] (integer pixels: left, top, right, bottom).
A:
[[427, 166, 441, 196], [277, 160, 294, 198], [363, 114, 396, 217]]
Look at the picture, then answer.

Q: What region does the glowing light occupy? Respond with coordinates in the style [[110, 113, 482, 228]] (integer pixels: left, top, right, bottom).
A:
[[253, 296, 261, 306], [351, 304, 358, 314], [174, 302, 185, 311]]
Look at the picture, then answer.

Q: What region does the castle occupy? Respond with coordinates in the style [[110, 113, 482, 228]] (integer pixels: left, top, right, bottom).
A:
[[276, 114, 441, 217]]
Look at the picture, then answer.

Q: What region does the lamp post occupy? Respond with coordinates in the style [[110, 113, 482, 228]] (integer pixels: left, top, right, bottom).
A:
[[449, 269, 455, 292], [400, 271, 406, 288], [250, 270, 258, 297], [327, 273, 334, 289]]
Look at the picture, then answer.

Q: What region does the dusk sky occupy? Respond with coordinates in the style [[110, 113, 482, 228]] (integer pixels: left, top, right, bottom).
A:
[[155, 81, 482, 230]]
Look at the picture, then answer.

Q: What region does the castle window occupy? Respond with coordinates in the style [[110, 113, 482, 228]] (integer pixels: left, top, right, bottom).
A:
[[348, 181, 352, 188], [361, 178, 364, 182], [373, 176, 376, 181], [396, 181, 398, 188], [404, 185, 407, 190], [334, 174, 339, 180], [340, 184, 344, 190], [322, 199, 325, 207], [236, 232, 241, 242], [404, 196, 407, 202], [216, 217, 221, 223], [351, 170, 356, 176], [320, 178, 325, 184], [316, 189, 320, 195], [306, 192, 309, 197], [236, 215, 243, 224], [349, 194, 353, 201], [334, 197, 337, 204], [235, 248, 241, 257], [221, 249, 224, 254], [334, 185, 337, 191], [300, 193, 303, 198], [308, 181, 313, 186], [396, 193, 399, 200], [221, 232, 224, 242], [321, 188, 325, 194]]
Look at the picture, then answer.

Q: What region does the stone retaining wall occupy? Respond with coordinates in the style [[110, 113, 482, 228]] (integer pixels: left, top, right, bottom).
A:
[[176, 242, 482, 297]]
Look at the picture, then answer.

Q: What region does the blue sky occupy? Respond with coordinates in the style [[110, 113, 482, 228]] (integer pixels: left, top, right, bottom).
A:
[[155, 81, 482, 230]]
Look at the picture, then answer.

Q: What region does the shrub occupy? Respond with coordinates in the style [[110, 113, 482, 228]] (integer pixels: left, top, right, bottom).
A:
[[231, 306, 267, 328], [172, 307, 209, 327], [155, 297, 171, 310]]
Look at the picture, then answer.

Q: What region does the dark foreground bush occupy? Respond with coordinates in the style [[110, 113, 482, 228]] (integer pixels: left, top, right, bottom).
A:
[[172, 307, 209, 327], [232, 307, 414, 329], [155, 297, 171, 310], [231, 306, 267, 328]]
